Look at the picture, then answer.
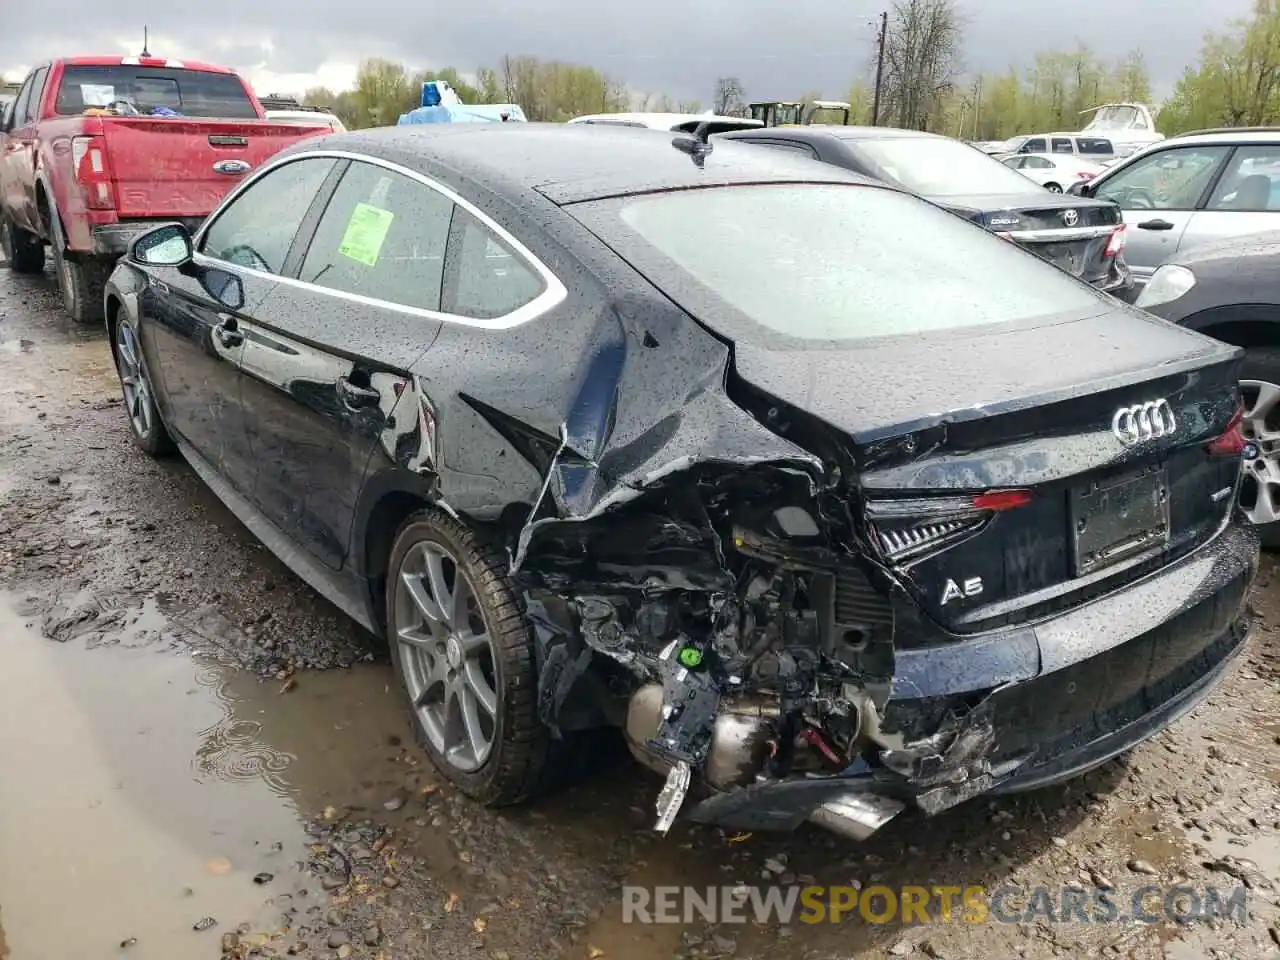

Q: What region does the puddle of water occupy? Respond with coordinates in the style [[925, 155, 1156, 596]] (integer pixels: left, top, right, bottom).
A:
[[0, 596, 408, 960]]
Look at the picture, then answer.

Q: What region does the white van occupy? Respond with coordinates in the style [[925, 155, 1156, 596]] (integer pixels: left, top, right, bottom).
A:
[[567, 112, 762, 135]]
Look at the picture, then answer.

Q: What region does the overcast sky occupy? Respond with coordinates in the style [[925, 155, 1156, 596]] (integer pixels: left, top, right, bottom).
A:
[[1, 0, 1252, 106]]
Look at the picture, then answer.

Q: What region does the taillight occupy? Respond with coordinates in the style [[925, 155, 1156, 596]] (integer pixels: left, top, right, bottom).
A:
[[868, 488, 1031, 563], [1206, 406, 1246, 457], [71, 135, 114, 210], [1104, 224, 1126, 258]]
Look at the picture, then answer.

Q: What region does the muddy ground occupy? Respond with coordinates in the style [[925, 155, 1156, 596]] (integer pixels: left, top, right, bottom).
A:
[[0, 258, 1279, 960]]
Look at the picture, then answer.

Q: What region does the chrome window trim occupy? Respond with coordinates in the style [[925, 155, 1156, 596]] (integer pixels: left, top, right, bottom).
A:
[[192, 149, 568, 329]]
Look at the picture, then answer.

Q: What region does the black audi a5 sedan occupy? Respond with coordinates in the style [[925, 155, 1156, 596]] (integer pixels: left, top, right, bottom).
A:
[[104, 123, 1257, 842], [716, 125, 1133, 296]]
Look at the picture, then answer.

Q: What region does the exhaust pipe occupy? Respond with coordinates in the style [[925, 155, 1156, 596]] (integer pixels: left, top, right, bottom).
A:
[[809, 792, 906, 842]]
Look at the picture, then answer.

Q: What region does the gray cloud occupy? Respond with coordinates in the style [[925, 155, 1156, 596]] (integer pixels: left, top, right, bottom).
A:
[[3, 0, 1249, 105]]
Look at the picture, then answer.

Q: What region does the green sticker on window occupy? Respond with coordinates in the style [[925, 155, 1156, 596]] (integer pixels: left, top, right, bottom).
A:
[[339, 202, 395, 267]]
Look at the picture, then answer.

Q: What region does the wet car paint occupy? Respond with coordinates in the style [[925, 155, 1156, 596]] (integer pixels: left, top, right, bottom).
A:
[[105, 123, 1258, 842]]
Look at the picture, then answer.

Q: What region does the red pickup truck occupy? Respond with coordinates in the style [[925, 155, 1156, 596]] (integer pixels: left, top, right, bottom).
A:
[[0, 56, 331, 323]]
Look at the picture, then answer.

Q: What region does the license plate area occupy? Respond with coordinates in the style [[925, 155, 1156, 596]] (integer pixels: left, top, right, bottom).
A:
[[1069, 464, 1170, 576]]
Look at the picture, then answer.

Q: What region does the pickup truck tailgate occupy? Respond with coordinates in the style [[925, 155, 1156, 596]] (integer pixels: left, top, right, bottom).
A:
[[100, 118, 330, 217]]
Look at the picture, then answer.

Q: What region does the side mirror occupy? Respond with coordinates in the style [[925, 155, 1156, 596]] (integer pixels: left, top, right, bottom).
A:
[[129, 222, 193, 267], [1066, 181, 1086, 197]]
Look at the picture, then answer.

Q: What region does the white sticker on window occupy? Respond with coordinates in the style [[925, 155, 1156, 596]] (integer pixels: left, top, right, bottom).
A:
[[80, 84, 116, 106]]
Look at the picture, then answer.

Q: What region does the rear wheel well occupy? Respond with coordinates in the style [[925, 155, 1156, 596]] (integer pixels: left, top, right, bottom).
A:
[[363, 491, 433, 634], [34, 183, 50, 242], [1194, 318, 1280, 351]]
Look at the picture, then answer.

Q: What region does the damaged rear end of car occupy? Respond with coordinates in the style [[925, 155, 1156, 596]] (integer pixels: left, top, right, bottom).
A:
[[439, 177, 1259, 842]]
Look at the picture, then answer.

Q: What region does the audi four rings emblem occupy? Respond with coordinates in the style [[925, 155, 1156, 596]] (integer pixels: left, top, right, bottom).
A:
[[1062, 209, 1079, 226], [1112, 399, 1177, 446]]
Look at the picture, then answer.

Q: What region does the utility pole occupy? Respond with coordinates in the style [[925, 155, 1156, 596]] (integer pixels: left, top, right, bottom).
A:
[[871, 11, 888, 126]]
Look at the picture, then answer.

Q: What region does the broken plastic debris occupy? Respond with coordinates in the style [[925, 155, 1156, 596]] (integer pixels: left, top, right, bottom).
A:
[[654, 760, 692, 835]]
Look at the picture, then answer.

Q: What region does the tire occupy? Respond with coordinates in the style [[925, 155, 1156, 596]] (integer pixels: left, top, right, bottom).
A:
[[1045, 182, 1063, 193], [385, 509, 552, 806], [1, 213, 45, 274], [54, 242, 110, 325], [112, 307, 174, 457], [1238, 346, 1280, 549]]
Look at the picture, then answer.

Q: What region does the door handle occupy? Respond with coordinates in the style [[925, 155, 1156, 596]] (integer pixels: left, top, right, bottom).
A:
[[337, 375, 381, 410], [1137, 219, 1175, 231], [213, 314, 244, 348]]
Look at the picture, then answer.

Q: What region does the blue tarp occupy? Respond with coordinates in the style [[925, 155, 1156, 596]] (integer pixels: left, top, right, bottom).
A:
[[397, 104, 527, 125]]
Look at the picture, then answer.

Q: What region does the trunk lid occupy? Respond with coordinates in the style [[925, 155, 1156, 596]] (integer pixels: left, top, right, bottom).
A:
[[99, 118, 330, 217], [730, 307, 1244, 633], [942, 193, 1123, 286]]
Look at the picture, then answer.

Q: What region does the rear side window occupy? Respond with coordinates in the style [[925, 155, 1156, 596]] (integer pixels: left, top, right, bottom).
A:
[[54, 65, 258, 119], [572, 184, 1103, 345], [442, 209, 545, 319], [1051, 137, 1074, 154], [298, 160, 455, 311], [1078, 137, 1113, 155]]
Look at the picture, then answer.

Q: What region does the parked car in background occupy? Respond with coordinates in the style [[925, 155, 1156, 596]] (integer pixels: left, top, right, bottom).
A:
[[265, 108, 346, 133], [717, 125, 1131, 294], [0, 55, 331, 323], [1002, 133, 1116, 161], [567, 112, 762, 134], [104, 123, 1255, 842], [1002, 153, 1107, 192], [1135, 230, 1280, 545], [1069, 128, 1280, 297]]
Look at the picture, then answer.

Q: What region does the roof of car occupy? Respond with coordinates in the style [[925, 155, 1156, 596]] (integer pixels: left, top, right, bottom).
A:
[[1165, 128, 1280, 145], [283, 122, 876, 204], [718, 125, 948, 144]]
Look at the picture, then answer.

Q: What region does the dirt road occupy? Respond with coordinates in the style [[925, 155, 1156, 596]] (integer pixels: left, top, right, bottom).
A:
[[1, 259, 1279, 960]]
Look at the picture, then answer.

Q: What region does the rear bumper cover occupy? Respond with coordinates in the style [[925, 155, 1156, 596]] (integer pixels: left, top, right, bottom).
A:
[[91, 218, 203, 256], [688, 516, 1258, 831]]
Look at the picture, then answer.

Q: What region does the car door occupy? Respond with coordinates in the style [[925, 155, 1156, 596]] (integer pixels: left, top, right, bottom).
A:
[[237, 158, 450, 570], [1089, 143, 1232, 285], [0, 68, 45, 232], [1181, 144, 1280, 255], [145, 155, 339, 497]]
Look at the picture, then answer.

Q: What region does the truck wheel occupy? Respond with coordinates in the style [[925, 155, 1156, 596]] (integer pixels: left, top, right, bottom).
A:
[[1, 214, 45, 274], [385, 509, 554, 806], [55, 246, 110, 325]]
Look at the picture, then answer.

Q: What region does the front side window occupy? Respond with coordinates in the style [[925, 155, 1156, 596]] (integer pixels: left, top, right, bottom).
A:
[[442, 209, 545, 319], [200, 158, 336, 273], [1207, 145, 1280, 211], [1093, 146, 1229, 211], [571, 183, 1104, 346], [1078, 137, 1113, 155], [298, 161, 454, 311], [1020, 137, 1047, 153]]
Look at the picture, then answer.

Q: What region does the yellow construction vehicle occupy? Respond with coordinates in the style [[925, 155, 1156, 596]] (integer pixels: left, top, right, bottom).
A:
[[747, 99, 852, 127]]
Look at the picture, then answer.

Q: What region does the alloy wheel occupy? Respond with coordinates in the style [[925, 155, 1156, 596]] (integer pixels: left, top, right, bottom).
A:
[[1239, 378, 1280, 526], [393, 541, 499, 772], [115, 323, 153, 439]]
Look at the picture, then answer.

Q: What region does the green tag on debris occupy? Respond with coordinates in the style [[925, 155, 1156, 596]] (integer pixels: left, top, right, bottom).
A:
[[678, 647, 703, 668], [339, 202, 394, 266]]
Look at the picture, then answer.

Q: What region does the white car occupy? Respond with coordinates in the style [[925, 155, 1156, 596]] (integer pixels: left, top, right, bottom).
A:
[[265, 108, 346, 133], [567, 112, 762, 134], [1002, 153, 1107, 193]]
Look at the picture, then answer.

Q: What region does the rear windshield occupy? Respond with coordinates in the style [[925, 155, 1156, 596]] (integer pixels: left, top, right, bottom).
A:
[[572, 183, 1103, 345], [54, 65, 257, 119], [850, 136, 1046, 197]]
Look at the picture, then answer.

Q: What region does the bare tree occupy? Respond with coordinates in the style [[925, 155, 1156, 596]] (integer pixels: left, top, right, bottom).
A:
[[712, 76, 746, 115], [882, 0, 963, 130]]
